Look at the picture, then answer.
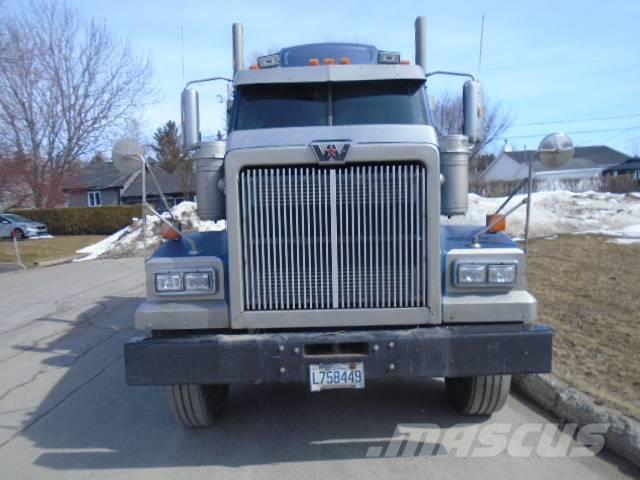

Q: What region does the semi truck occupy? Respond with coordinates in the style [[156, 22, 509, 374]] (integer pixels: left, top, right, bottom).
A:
[[122, 17, 560, 427]]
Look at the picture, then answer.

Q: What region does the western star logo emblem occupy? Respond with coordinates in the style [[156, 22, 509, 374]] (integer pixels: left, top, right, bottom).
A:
[[311, 141, 351, 162]]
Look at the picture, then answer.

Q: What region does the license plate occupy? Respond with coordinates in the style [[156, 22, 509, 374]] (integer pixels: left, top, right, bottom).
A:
[[309, 362, 365, 391]]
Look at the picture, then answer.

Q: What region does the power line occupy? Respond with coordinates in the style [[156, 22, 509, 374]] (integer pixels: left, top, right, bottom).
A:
[[503, 125, 640, 141], [512, 113, 640, 127], [593, 123, 640, 145]]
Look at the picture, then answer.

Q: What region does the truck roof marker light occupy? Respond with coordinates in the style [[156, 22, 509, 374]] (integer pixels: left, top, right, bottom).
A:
[[309, 58, 320, 66], [378, 51, 401, 64], [400, 59, 411, 65], [340, 57, 350, 65], [257, 53, 280, 68], [249, 64, 259, 70], [323, 58, 336, 65]]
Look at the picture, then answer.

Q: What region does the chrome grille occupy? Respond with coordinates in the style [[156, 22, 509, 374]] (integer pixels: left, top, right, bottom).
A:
[[240, 164, 427, 311]]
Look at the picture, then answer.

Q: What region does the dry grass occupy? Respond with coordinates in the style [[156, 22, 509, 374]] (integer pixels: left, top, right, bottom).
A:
[[527, 235, 640, 420], [0, 235, 105, 267]]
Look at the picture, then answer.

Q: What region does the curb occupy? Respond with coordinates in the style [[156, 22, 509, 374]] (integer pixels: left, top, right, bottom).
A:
[[35, 256, 78, 267], [513, 373, 640, 470]]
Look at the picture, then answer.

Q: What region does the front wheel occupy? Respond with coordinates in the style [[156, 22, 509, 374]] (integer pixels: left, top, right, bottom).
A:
[[445, 375, 511, 415], [166, 384, 229, 427], [12, 228, 25, 240]]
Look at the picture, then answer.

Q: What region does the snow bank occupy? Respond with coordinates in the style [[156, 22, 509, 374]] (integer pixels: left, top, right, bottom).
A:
[[443, 191, 640, 244], [75, 202, 225, 261], [75, 191, 640, 261]]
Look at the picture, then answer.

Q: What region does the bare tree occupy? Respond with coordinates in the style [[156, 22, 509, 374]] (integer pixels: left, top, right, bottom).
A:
[[0, 1, 153, 207], [430, 92, 513, 178]]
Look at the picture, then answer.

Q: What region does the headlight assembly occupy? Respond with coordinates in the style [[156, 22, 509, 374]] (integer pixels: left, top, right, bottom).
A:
[[455, 262, 517, 287], [155, 270, 216, 294]]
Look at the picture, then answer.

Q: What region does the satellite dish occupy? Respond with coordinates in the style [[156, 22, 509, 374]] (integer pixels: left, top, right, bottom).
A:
[[112, 139, 144, 174], [538, 133, 574, 168]]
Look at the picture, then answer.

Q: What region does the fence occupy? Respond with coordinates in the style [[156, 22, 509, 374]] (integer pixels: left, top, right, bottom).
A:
[[471, 174, 639, 197]]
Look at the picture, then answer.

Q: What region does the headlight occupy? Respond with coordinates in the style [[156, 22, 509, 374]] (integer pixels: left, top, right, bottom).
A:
[[184, 272, 214, 291], [457, 264, 487, 284], [487, 264, 517, 284], [155, 273, 183, 292], [455, 262, 517, 286], [154, 270, 216, 294]]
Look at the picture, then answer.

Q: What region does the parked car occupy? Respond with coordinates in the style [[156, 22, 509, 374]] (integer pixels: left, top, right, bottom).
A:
[[0, 214, 48, 239]]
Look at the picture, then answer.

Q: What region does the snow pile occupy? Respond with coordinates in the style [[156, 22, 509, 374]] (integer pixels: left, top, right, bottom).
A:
[[28, 234, 55, 240], [75, 202, 225, 261], [443, 191, 640, 244], [75, 191, 640, 261]]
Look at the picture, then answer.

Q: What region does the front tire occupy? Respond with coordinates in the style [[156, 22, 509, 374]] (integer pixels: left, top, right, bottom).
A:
[[445, 375, 511, 415], [12, 228, 25, 240], [166, 384, 229, 427]]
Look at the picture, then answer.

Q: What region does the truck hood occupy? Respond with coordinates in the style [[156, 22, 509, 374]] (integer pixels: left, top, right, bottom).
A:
[[225, 124, 438, 153]]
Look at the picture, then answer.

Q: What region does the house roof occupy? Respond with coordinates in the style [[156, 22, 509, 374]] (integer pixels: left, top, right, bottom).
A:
[[122, 168, 192, 198], [64, 162, 133, 191], [603, 157, 640, 173], [500, 145, 628, 173]]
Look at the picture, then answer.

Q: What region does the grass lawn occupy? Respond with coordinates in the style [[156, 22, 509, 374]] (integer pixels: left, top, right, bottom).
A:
[[527, 235, 640, 420], [0, 235, 105, 267]]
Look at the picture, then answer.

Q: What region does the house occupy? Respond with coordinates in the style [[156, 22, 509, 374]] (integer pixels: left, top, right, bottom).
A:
[[63, 162, 138, 207], [603, 158, 640, 181], [479, 145, 628, 183], [63, 162, 194, 210], [121, 168, 194, 212]]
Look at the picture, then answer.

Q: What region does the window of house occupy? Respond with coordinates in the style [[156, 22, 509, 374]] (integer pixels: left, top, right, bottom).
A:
[[88, 191, 102, 207]]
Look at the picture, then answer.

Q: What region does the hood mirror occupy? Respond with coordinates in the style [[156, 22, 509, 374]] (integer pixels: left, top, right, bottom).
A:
[[112, 138, 145, 174], [538, 133, 574, 168]]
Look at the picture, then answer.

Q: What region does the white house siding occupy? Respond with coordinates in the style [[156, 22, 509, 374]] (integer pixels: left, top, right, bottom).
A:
[[480, 155, 527, 181]]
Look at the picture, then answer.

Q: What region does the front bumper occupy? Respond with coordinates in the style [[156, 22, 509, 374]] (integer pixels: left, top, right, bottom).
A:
[[125, 323, 553, 385]]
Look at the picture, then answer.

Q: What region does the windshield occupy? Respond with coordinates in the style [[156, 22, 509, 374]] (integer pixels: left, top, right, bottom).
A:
[[3, 214, 31, 222], [232, 80, 427, 130]]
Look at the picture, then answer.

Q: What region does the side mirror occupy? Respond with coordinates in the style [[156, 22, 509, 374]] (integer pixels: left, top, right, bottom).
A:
[[538, 133, 574, 168], [181, 87, 200, 151], [112, 138, 145, 174], [462, 80, 484, 144]]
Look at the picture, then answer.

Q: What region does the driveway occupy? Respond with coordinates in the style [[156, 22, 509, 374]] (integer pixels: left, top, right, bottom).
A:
[[0, 263, 22, 274], [0, 259, 636, 479]]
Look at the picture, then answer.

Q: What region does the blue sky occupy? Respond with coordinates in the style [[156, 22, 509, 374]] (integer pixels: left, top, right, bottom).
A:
[[6, 0, 640, 155]]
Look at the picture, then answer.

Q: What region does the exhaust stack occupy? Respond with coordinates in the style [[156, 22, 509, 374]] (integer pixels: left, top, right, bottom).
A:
[[181, 87, 200, 151], [233, 23, 244, 74], [414, 16, 427, 72]]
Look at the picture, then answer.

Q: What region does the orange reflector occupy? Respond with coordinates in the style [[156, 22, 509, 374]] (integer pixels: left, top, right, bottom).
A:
[[323, 58, 336, 65], [486, 214, 507, 233], [309, 58, 319, 66], [340, 57, 350, 65], [400, 59, 411, 65], [161, 225, 182, 241], [249, 64, 259, 70]]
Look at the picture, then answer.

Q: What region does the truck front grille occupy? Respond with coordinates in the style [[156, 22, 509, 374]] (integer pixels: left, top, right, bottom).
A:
[[239, 164, 427, 311]]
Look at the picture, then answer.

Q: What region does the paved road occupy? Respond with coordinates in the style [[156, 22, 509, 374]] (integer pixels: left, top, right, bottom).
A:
[[0, 259, 637, 479], [0, 262, 22, 274]]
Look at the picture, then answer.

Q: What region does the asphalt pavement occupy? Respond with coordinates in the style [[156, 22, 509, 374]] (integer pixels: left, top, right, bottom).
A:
[[0, 258, 637, 479]]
